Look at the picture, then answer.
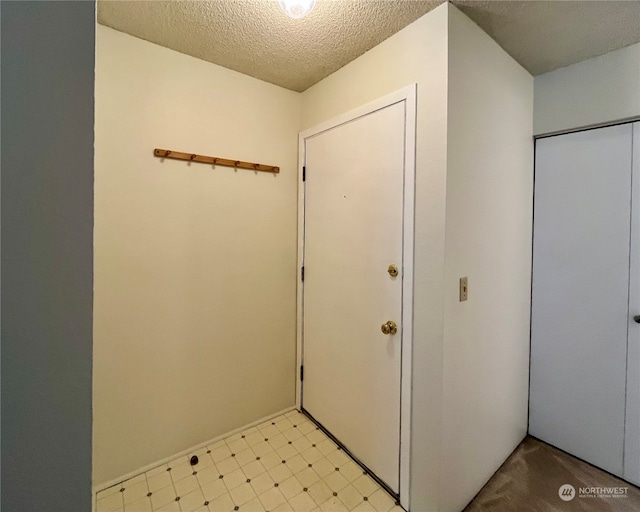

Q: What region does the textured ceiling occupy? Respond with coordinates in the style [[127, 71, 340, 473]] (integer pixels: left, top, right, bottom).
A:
[[98, 0, 640, 92], [455, 0, 640, 76]]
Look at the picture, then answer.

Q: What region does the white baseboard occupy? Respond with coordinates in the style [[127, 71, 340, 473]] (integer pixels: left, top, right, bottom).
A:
[[93, 406, 297, 503]]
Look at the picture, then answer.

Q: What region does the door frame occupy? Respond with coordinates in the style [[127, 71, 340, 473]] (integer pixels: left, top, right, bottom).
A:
[[295, 84, 416, 508]]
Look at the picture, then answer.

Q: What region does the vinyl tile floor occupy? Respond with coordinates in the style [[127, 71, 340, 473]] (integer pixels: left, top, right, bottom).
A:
[[464, 436, 640, 512], [96, 410, 403, 512]]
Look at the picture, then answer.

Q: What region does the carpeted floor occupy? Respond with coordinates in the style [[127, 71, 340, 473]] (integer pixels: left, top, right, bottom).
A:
[[464, 437, 640, 512]]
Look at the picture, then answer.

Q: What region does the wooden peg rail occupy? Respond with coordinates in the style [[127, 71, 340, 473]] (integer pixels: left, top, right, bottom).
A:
[[154, 148, 280, 174]]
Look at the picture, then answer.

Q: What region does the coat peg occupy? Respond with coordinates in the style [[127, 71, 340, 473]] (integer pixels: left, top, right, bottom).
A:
[[153, 148, 278, 173]]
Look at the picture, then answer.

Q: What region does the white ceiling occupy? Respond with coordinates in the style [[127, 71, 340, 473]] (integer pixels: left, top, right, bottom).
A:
[[98, 0, 640, 92]]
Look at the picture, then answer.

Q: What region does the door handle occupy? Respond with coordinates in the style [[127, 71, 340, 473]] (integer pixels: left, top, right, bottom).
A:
[[381, 321, 398, 335], [634, 315, 640, 324]]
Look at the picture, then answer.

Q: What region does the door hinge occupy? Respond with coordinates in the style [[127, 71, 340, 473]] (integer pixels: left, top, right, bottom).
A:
[[302, 166, 306, 181], [301, 266, 305, 281], [300, 365, 304, 381]]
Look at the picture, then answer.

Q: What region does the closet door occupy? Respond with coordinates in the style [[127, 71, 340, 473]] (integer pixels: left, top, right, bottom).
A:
[[625, 122, 640, 485], [530, 124, 634, 478]]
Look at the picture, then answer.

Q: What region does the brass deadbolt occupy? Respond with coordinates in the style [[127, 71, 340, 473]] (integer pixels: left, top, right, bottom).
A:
[[381, 321, 398, 335], [388, 264, 399, 277]]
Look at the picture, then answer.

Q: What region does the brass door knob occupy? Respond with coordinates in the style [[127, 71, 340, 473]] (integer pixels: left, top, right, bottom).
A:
[[388, 264, 399, 277], [381, 321, 398, 335]]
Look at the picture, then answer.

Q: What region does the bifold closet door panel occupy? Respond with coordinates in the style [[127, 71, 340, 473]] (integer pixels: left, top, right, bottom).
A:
[[530, 124, 633, 476], [625, 122, 640, 486]]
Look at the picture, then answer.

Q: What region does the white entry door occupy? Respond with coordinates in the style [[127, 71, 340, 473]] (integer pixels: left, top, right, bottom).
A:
[[301, 98, 409, 494], [530, 122, 639, 484]]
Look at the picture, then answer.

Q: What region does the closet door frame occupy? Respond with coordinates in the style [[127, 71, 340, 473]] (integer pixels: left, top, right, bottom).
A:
[[532, 118, 640, 485]]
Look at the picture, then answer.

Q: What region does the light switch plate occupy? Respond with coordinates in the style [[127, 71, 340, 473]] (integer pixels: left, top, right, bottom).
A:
[[459, 276, 468, 302]]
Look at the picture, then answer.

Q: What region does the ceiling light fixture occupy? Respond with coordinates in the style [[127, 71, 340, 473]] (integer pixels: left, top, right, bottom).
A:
[[279, 0, 316, 19]]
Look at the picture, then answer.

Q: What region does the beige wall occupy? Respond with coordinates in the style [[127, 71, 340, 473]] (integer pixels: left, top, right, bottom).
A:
[[534, 42, 640, 135], [302, 5, 449, 511], [94, 26, 301, 485], [442, 5, 533, 511]]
